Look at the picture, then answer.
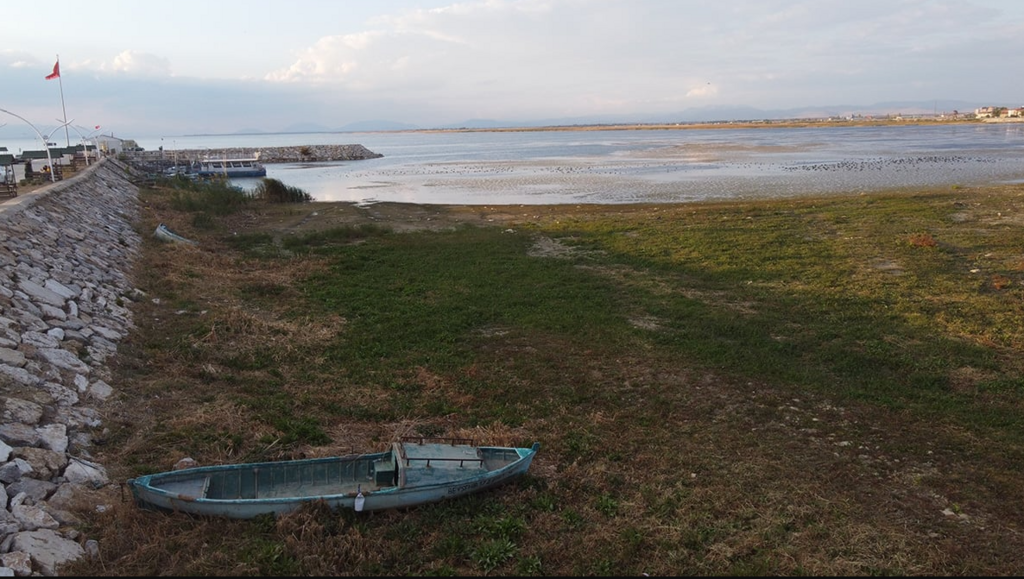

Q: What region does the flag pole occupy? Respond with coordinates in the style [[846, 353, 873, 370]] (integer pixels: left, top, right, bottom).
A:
[[55, 55, 70, 147]]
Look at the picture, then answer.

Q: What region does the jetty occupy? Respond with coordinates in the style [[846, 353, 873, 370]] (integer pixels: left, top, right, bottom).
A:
[[124, 143, 383, 173]]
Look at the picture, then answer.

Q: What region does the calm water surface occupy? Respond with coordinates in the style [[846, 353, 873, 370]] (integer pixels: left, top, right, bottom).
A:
[[7, 124, 1024, 205]]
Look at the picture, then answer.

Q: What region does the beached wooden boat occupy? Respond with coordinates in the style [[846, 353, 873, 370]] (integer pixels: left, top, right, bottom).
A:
[[126, 437, 540, 519]]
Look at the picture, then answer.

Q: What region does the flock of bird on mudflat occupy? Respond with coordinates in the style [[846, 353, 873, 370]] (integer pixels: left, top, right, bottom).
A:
[[332, 152, 1010, 203], [781, 154, 994, 173], [347, 153, 992, 179]]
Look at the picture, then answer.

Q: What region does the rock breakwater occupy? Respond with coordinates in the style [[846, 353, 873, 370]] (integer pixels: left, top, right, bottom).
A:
[[129, 143, 383, 165], [0, 158, 141, 575]]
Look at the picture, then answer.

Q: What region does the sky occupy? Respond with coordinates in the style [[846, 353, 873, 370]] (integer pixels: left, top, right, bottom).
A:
[[1, 0, 1023, 139]]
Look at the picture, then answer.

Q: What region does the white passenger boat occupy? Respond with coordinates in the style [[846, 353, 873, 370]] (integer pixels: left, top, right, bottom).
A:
[[194, 154, 266, 178]]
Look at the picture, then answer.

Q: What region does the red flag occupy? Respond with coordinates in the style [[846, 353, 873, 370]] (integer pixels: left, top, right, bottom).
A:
[[45, 60, 60, 80]]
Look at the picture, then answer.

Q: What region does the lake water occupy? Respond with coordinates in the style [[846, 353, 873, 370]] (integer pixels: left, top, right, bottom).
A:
[[6, 124, 1024, 205]]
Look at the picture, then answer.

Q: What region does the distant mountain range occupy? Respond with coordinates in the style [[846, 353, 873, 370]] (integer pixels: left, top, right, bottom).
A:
[[230, 100, 989, 135]]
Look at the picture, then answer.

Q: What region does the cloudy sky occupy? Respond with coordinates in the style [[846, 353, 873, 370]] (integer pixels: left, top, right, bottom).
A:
[[1, 0, 1022, 139]]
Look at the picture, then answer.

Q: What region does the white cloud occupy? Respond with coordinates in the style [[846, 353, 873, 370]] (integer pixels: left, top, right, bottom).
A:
[[3, 0, 1024, 136], [265, 32, 382, 83], [686, 84, 717, 99], [101, 50, 173, 76], [0, 49, 43, 69], [262, 0, 719, 117]]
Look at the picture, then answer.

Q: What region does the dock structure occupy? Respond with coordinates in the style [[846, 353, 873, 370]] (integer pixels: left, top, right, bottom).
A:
[[126, 144, 383, 166]]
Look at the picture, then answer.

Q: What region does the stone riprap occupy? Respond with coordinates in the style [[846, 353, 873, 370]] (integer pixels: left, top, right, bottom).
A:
[[0, 158, 141, 576], [127, 143, 383, 165]]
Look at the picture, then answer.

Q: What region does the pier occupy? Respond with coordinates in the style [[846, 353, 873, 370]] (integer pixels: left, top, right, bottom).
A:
[[125, 143, 383, 172]]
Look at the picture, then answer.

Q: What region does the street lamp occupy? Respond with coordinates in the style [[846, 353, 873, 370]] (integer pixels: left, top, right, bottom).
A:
[[67, 123, 102, 166], [0, 108, 69, 183]]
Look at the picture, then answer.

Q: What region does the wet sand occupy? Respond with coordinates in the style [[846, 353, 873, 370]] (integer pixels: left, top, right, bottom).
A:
[[314, 143, 1023, 205]]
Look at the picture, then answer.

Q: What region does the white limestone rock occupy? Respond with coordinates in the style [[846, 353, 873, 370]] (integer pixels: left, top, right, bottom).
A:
[[12, 448, 66, 481], [73, 374, 88, 394], [0, 462, 23, 485], [8, 529, 85, 576], [0, 365, 38, 387], [0, 349, 25, 368], [21, 332, 59, 349], [42, 280, 76, 301], [35, 424, 68, 454], [62, 458, 108, 488], [86, 380, 113, 402], [36, 348, 90, 374], [1, 399, 43, 425], [0, 551, 32, 577], [15, 279, 65, 308], [38, 383, 78, 407], [0, 424, 41, 448]]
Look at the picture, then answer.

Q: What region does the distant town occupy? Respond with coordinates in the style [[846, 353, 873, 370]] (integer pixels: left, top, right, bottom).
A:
[[972, 105, 1024, 119]]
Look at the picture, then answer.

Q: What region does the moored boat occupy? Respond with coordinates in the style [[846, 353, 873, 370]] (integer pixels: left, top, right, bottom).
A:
[[126, 437, 540, 519], [194, 154, 266, 178]]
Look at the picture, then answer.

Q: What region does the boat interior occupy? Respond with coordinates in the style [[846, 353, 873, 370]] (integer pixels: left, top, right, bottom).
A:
[[151, 437, 525, 501]]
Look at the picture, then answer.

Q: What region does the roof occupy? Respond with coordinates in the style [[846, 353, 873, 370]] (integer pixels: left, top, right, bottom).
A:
[[201, 158, 262, 162], [0, 154, 14, 165], [20, 149, 71, 159]]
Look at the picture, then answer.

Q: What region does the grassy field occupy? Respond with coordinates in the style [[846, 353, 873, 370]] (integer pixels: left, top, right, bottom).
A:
[[66, 176, 1024, 576]]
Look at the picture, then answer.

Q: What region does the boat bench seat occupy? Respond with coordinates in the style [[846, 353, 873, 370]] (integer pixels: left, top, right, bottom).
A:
[[163, 475, 211, 500], [373, 458, 397, 486]]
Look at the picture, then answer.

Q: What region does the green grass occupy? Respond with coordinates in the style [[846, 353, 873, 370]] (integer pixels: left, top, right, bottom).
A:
[[297, 226, 629, 374], [516, 193, 1024, 436], [249, 193, 1024, 443], [74, 182, 1024, 577]]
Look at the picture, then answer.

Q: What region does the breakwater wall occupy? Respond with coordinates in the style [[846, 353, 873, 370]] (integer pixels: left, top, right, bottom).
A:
[[127, 143, 383, 166], [0, 158, 141, 575]]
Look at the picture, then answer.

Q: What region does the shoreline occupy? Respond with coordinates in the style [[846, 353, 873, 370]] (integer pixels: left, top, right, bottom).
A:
[[106, 120, 1024, 206], [173, 116, 1023, 140], [413, 118, 989, 133]]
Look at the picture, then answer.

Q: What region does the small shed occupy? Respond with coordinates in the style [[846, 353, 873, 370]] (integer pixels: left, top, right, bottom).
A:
[[0, 153, 16, 197]]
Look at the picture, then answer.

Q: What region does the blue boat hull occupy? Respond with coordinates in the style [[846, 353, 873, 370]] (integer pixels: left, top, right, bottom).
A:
[[195, 169, 266, 178], [126, 439, 539, 519]]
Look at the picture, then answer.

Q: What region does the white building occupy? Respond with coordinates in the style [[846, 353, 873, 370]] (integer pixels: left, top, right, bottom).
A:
[[93, 135, 140, 155]]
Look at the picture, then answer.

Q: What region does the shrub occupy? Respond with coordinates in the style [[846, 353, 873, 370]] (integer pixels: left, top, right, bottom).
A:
[[168, 177, 249, 215], [252, 177, 312, 203], [908, 233, 937, 247]]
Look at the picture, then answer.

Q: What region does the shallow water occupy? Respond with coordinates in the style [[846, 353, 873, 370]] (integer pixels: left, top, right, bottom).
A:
[[11, 124, 1024, 205], [254, 125, 1024, 205]]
